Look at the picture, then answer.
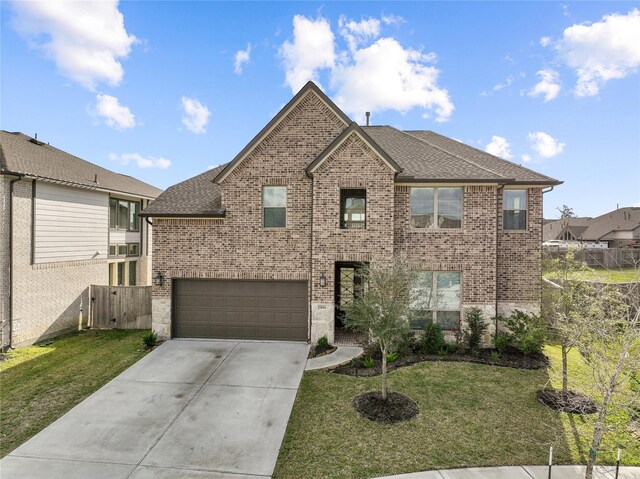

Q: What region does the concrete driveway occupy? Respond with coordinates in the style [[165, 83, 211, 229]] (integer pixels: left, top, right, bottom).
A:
[[1, 339, 309, 479]]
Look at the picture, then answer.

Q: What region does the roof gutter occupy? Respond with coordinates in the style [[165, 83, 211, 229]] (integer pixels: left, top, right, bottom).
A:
[[138, 211, 226, 218], [5, 174, 24, 351]]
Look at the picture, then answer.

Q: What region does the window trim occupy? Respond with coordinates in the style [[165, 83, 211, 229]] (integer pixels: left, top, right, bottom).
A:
[[340, 188, 367, 230], [410, 271, 462, 331], [262, 186, 287, 228], [409, 187, 463, 230], [109, 243, 140, 258], [109, 198, 141, 232], [108, 259, 138, 286], [502, 189, 528, 231]]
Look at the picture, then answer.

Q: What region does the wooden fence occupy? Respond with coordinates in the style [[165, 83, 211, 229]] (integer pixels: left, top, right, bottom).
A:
[[545, 248, 640, 268], [90, 285, 152, 330]]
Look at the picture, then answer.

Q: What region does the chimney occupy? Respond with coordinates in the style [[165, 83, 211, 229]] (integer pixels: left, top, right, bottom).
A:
[[365, 112, 370, 126]]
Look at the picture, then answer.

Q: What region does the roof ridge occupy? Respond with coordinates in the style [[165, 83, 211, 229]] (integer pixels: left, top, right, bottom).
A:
[[418, 130, 559, 183], [401, 129, 510, 180]]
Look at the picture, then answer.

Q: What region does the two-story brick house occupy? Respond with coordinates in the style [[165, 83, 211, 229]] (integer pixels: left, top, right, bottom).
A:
[[1, 131, 162, 349], [142, 82, 561, 344]]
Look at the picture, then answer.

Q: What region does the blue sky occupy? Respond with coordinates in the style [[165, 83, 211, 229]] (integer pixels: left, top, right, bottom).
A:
[[2, 1, 639, 218]]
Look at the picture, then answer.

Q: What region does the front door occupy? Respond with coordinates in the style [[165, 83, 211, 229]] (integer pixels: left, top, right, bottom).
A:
[[335, 262, 366, 328]]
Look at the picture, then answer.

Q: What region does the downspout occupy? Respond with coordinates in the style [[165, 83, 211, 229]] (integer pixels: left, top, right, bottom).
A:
[[7, 175, 24, 350], [495, 184, 505, 337], [308, 174, 314, 343]]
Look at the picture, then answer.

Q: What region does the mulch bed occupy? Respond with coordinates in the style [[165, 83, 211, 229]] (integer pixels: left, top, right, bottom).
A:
[[536, 389, 598, 414], [353, 391, 419, 423], [333, 349, 548, 377], [308, 345, 338, 359]]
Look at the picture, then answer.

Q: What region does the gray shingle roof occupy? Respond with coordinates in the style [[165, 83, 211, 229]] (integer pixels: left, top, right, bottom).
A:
[[543, 208, 640, 241], [140, 165, 226, 217], [1, 131, 162, 199], [364, 127, 561, 184]]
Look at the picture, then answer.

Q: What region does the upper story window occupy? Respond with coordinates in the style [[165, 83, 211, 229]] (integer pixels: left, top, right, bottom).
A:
[[410, 187, 462, 229], [503, 189, 527, 230], [263, 186, 287, 228], [340, 189, 366, 229], [109, 198, 140, 231]]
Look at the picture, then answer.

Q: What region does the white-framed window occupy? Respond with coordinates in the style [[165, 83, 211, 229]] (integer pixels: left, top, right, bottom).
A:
[[108, 260, 137, 286], [263, 186, 287, 228], [410, 187, 462, 229], [503, 189, 527, 230], [109, 243, 140, 258], [109, 198, 140, 231], [410, 271, 461, 330]]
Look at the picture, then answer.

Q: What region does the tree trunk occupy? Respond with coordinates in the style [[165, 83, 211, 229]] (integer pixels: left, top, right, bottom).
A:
[[585, 388, 612, 479], [562, 344, 568, 394], [381, 349, 388, 401]]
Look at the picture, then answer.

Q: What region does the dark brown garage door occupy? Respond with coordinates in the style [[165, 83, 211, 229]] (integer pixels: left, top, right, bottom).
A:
[[173, 279, 308, 341]]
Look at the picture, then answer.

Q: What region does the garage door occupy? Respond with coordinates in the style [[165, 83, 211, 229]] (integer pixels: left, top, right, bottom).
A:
[[173, 279, 308, 341]]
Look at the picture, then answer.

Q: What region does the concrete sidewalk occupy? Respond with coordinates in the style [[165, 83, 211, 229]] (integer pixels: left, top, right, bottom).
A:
[[305, 346, 363, 370], [1, 339, 309, 479], [372, 465, 639, 479]]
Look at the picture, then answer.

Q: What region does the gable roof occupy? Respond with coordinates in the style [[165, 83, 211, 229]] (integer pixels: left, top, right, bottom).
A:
[[213, 81, 351, 184], [543, 208, 640, 241], [0, 131, 162, 199], [363, 127, 561, 185], [139, 164, 226, 217], [306, 123, 402, 175]]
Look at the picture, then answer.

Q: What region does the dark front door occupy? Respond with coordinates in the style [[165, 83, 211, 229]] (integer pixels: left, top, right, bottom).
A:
[[335, 262, 366, 328]]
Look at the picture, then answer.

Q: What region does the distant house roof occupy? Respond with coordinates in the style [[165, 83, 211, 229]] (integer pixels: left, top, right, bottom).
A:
[[0, 131, 162, 199], [543, 208, 640, 241], [142, 82, 561, 217]]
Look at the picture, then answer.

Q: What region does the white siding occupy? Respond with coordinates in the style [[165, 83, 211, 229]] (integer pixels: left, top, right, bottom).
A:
[[109, 230, 141, 245], [34, 182, 108, 263]]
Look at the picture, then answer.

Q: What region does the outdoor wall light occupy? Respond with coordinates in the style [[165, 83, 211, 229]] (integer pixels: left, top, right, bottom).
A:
[[319, 273, 327, 288], [154, 271, 165, 287]]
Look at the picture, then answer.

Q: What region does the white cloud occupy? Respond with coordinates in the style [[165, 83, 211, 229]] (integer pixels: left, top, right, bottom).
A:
[[279, 15, 336, 92], [338, 16, 381, 51], [528, 69, 561, 101], [485, 136, 513, 159], [381, 14, 405, 26], [10, 1, 137, 90], [331, 38, 453, 122], [539, 36, 552, 47], [521, 154, 532, 163], [527, 131, 565, 159], [234, 43, 251, 74], [493, 75, 514, 91], [95, 94, 136, 130], [109, 153, 170, 169], [557, 9, 640, 96], [181, 97, 211, 134]]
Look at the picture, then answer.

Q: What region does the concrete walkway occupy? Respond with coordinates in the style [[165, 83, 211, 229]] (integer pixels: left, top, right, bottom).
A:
[[1, 339, 309, 479], [371, 465, 640, 479], [305, 346, 363, 370]]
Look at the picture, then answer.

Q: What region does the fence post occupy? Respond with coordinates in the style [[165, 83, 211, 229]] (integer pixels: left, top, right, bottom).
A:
[[548, 445, 553, 479]]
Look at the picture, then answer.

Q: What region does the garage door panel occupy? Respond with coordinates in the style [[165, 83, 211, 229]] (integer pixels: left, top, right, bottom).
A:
[[173, 279, 308, 341]]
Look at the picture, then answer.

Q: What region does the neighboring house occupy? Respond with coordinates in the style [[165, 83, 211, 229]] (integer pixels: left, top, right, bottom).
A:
[[544, 208, 640, 248], [0, 131, 162, 349], [142, 82, 561, 344]]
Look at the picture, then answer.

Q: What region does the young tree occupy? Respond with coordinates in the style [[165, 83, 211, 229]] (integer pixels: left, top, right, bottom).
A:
[[556, 204, 577, 219], [343, 256, 415, 400], [542, 252, 594, 393], [580, 281, 640, 479]]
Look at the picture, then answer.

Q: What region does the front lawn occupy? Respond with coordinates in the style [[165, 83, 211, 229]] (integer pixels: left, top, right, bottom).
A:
[[273, 345, 639, 479], [0, 329, 149, 457]]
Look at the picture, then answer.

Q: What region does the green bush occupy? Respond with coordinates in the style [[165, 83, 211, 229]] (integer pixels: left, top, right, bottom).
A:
[[490, 351, 501, 362], [503, 310, 547, 355], [142, 331, 157, 349], [316, 335, 330, 350], [363, 357, 375, 368], [493, 331, 514, 353], [395, 329, 417, 357], [416, 323, 446, 354], [386, 352, 399, 363], [463, 308, 488, 352]]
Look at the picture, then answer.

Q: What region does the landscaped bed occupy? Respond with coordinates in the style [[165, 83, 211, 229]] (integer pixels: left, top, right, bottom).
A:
[[0, 329, 150, 458], [273, 345, 640, 479]]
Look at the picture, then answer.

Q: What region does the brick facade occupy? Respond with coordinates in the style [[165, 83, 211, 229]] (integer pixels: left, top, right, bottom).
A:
[[151, 89, 545, 342]]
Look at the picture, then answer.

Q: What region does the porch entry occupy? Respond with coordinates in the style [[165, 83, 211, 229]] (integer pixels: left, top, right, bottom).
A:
[[334, 262, 367, 345]]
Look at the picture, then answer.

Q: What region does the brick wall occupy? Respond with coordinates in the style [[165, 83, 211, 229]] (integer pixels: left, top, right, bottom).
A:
[[0, 177, 11, 350]]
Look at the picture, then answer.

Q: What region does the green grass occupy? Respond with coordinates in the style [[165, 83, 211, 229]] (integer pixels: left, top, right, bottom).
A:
[[274, 346, 639, 479], [0, 329, 149, 457], [546, 267, 639, 283]]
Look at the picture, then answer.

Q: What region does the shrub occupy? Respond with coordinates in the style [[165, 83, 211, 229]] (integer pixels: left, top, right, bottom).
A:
[[493, 331, 514, 353], [503, 310, 547, 355], [395, 329, 417, 357], [463, 308, 488, 352], [415, 323, 446, 354], [491, 351, 501, 362], [363, 357, 375, 368], [142, 331, 157, 349], [386, 352, 399, 363], [316, 335, 330, 350]]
